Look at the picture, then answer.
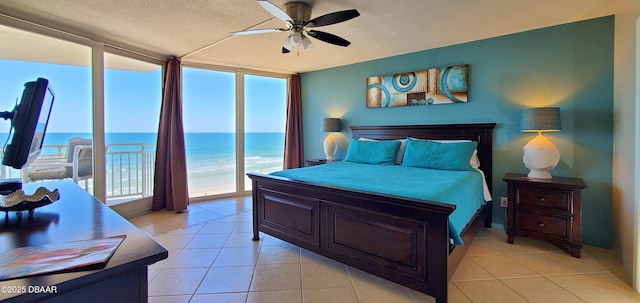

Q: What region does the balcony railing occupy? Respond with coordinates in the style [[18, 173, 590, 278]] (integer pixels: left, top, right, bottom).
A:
[[105, 143, 156, 200], [1, 143, 156, 204]]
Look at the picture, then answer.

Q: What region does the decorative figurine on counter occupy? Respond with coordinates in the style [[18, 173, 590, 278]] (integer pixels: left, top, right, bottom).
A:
[[1, 187, 60, 218]]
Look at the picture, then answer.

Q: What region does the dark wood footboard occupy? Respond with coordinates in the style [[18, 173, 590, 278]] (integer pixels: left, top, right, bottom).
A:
[[249, 123, 495, 303], [249, 173, 456, 302]]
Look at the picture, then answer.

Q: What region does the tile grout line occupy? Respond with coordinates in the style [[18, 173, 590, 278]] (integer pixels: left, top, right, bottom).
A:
[[142, 204, 637, 303]]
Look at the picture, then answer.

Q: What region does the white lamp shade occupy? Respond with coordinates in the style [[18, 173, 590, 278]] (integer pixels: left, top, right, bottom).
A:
[[288, 32, 302, 46], [301, 36, 313, 51], [283, 37, 295, 51]]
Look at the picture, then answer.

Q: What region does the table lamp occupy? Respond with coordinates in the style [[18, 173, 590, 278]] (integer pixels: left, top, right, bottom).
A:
[[322, 118, 340, 161], [521, 107, 561, 179]]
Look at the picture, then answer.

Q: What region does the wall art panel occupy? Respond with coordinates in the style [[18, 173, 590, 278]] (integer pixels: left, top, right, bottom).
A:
[[366, 64, 468, 108]]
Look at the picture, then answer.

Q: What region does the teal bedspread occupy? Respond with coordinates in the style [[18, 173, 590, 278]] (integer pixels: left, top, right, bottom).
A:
[[270, 161, 485, 244]]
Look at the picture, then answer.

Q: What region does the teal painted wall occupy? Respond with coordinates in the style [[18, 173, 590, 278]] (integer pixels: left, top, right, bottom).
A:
[[300, 16, 614, 248]]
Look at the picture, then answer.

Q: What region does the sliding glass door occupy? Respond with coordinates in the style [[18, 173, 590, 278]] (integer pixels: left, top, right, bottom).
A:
[[182, 67, 287, 198], [183, 68, 237, 198], [244, 75, 287, 191]]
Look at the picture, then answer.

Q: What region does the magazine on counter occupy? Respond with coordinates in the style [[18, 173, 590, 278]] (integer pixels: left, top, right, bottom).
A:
[[0, 235, 126, 280]]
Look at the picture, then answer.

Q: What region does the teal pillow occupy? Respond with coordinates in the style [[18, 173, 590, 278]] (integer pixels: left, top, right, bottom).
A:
[[344, 139, 401, 165], [402, 138, 478, 170]]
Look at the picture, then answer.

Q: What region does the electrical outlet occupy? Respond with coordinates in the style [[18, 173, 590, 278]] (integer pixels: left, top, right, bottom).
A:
[[500, 196, 508, 207]]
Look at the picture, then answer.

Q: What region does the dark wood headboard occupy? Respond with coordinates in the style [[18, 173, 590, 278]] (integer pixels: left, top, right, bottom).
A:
[[350, 123, 496, 196]]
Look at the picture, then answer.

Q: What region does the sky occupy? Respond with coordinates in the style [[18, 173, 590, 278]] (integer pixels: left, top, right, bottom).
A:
[[0, 59, 286, 134]]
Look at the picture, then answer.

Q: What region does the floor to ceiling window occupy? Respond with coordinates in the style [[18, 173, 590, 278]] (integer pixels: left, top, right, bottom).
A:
[[0, 24, 94, 194], [0, 18, 165, 209], [104, 52, 162, 205], [182, 68, 237, 198], [244, 74, 287, 191], [183, 67, 287, 198], [1, 18, 287, 210]]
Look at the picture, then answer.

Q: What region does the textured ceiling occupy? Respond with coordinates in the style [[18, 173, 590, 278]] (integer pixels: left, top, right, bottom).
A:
[[0, 0, 632, 74]]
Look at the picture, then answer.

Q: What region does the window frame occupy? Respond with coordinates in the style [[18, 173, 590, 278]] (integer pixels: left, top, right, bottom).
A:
[[0, 14, 291, 207], [0, 14, 165, 205], [182, 63, 290, 202]]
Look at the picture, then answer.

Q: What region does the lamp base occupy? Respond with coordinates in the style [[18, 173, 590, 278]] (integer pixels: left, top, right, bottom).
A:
[[526, 169, 553, 179], [323, 134, 337, 162], [523, 133, 559, 180]]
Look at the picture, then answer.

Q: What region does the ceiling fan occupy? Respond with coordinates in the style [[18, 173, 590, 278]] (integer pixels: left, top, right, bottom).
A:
[[230, 0, 360, 53]]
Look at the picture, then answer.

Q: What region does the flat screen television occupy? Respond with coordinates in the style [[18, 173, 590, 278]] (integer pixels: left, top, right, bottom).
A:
[[1, 78, 55, 192]]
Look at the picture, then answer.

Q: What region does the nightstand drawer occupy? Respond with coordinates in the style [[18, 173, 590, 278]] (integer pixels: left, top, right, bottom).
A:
[[517, 187, 570, 210], [518, 212, 569, 238]]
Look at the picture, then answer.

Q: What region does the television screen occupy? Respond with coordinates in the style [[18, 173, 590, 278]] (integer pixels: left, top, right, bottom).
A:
[[1, 78, 55, 170]]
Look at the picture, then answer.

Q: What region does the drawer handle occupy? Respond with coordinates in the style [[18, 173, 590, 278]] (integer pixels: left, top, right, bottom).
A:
[[538, 222, 545, 227], [538, 196, 546, 202]]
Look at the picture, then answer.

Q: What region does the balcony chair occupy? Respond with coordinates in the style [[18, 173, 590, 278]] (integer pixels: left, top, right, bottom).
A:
[[23, 137, 93, 189]]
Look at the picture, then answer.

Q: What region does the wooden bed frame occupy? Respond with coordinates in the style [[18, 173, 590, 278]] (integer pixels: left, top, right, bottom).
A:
[[248, 123, 495, 303]]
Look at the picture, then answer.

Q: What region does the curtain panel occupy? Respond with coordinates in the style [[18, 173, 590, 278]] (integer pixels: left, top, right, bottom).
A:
[[151, 58, 189, 212], [283, 74, 304, 169]]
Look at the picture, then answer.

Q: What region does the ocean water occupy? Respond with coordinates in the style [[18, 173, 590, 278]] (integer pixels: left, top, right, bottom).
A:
[[1, 132, 285, 196], [180, 132, 285, 193]]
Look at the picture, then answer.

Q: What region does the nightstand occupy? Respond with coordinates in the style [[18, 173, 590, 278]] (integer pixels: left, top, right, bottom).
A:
[[305, 158, 328, 166], [503, 173, 587, 257]]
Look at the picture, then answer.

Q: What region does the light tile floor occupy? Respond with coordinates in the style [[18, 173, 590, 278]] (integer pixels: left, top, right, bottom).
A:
[[129, 196, 640, 303]]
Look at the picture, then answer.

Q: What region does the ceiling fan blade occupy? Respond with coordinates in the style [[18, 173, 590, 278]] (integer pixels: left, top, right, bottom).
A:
[[258, 0, 293, 23], [307, 9, 360, 27], [307, 30, 351, 47], [230, 28, 287, 35]]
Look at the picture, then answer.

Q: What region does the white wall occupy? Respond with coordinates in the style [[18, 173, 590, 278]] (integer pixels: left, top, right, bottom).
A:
[[635, 14, 640, 291], [612, 0, 640, 290]]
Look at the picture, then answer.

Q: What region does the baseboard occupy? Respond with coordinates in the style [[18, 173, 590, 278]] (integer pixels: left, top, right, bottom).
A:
[[491, 223, 505, 230], [110, 197, 153, 219]]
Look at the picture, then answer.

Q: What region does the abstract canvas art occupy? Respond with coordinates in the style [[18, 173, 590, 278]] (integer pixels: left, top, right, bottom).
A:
[[366, 64, 468, 108]]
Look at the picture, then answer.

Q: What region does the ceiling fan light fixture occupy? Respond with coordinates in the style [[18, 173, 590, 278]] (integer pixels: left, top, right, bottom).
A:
[[233, 1, 360, 54], [301, 36, 313, 51], [288, 31, 303, 46], [283, 36, 295, 51]]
